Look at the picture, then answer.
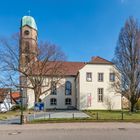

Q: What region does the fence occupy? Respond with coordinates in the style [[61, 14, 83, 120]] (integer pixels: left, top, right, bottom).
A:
[[84, 110, 140, 121], [25, 110, 140, 123], [26, 111, 85, 123]]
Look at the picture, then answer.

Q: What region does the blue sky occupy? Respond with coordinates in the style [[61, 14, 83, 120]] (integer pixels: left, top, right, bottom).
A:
[[0, 0, 140, 62]]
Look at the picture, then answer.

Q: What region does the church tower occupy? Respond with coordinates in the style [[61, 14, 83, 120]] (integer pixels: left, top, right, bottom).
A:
[[20, 16, 38, 70], [20, 16, 38, 107]]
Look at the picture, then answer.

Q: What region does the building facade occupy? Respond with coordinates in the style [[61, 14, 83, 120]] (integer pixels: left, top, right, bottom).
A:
[[20, 16, 121, 110], [0, 88, 12, 112]]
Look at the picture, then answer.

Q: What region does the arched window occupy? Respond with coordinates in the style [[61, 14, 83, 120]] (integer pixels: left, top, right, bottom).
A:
[[65, 81, 72, 95], [65, 98, 71, 105], [25, 55, 30, 64], [24, 41, 30, 53], [50, 98, 57, 105]]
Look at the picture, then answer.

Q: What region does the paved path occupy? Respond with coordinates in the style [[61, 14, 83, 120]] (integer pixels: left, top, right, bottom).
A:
[[28, 110, 89, 120], [0, 110, 89, 124], [0, 117, 20, 125]]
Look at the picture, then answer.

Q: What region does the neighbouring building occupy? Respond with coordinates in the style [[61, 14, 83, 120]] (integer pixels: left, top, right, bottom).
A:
[[0, 88, 12, 112], [20, 16, 121, 110], [11, 91, 21, 105]]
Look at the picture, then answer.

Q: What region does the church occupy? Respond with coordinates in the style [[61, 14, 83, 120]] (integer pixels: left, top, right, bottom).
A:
[[20, 15, 121, 110]]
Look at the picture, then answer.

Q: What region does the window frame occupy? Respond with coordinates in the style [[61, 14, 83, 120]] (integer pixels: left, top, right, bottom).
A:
[[98, 73, 104, 82], [24, 30, 30, 36], [25, 55, 30, 64], [24, 41, 30, 54], [50, 81, 57, 95], [65, 81, 72, 95], [65, 98, 72, 105], [110, 73, 115, 82], [86, 72, 92, 82], [98, 88, 104, 102], [50, 98, 57, 106]]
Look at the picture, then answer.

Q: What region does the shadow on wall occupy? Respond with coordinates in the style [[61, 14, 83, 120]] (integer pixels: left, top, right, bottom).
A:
[[80, 93, 87, 110], [41, 79, 75, 110], [80, 92, 121, 110], [103, 96, 115, 111]]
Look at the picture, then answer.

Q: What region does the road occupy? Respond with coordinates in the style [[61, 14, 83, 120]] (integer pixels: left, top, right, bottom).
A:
[[0, 123, 140, 140]]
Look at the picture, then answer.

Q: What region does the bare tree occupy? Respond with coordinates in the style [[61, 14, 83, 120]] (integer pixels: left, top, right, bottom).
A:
[[113, 17, 140, 112], [0, 34, 66, 105]]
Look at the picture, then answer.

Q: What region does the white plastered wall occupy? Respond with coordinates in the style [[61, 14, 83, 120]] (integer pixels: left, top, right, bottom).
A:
[[26, 77, 76, 109], [78, 64, 121, 110]]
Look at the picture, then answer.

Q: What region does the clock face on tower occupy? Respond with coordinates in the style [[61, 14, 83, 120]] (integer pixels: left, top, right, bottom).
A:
[[24, 30, 30, 36]]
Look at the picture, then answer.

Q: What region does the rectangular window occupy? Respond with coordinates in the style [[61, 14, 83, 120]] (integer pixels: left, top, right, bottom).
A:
[[50, 98, 57, 105], [98, 88, 103, 102], [51, 81, 57, 95], [65, 98, 72, 105], [86, 72, 92, 82], [98, 73, 104, 82], [110, 73, 115, 82]]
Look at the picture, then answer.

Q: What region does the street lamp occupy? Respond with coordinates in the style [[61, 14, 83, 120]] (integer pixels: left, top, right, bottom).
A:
[[121, 93, 124, 120], [20, 87, 24, 125]]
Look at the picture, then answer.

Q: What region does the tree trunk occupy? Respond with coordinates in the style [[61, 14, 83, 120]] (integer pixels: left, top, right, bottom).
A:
[[34, 86, 42, 103], [35, 95, 40, 103], [130, 102, 135, 112]]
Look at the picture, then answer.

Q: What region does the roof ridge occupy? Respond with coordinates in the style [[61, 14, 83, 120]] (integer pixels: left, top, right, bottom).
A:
[[39, 60, 85, 63], [91, 56, 113, 64], [96, 56, 112, 63]]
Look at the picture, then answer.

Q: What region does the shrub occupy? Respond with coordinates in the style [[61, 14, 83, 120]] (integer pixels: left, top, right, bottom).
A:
[[136, 99, 140, 110], [11, 105, 26, 111]]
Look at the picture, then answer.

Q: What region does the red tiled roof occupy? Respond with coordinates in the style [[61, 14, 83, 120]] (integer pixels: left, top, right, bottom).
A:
[[30, 61, 85, 76], [90, 56, 113, 64], [60, 61, 85, 76], [27, 56, 112, 76], [11, 92, 21, 99]]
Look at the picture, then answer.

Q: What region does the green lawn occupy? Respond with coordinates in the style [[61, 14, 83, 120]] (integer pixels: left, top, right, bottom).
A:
[[29, 110, 140, 124], [1, 110, 140, 123], [84, 110, 140, 120], [0, 111, 20, 120], [0, 110, 34, 120]]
